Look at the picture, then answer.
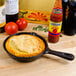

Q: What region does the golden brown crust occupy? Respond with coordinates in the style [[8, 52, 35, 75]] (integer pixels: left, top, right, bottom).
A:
[[5, 34, 45, 57]]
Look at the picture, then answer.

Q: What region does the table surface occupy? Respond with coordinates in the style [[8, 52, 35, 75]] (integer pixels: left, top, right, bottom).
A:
[[0, 23, 76, 76]]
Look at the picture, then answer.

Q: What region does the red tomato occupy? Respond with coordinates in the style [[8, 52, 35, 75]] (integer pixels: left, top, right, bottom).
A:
[[5, 22, 18, 35], [16, 18, 27, 30]]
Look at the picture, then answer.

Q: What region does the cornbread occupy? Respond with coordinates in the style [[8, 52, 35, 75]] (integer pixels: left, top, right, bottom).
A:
[[5, 34, 45, 57]]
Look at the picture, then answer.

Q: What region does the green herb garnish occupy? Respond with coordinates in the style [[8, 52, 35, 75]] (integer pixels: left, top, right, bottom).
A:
[[33, 25, 49, 32], [33, 27, 37, 30], [37, 25, 43, 28], [43, 28, 49, 32], [38, 28, 44, 31]]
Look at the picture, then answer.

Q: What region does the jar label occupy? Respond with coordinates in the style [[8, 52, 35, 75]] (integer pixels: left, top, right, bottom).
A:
[[0, 5, 6, 28], [49, 21, 62, 36], [5, 0, 19, 15], [53, 8, 62, 15]]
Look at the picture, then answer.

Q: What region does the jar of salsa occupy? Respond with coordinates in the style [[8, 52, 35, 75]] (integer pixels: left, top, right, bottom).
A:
[[48, 0, 63, 43]]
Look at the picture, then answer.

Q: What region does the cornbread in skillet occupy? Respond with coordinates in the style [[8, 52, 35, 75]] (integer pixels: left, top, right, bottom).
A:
[[5, 34, 45, 57]]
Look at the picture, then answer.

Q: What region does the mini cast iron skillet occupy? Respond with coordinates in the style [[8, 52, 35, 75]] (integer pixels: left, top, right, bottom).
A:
[[3, 32, 75, 62]]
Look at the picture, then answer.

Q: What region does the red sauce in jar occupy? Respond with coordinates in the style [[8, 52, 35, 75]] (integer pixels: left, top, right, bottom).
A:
[[48, 0, 63, 43]]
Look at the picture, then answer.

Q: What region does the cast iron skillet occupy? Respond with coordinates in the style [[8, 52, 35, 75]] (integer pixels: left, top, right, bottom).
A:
[[3, 32, 75, 62]]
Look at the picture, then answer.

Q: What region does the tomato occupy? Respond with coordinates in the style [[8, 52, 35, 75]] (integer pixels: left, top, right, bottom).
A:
[[16, 18, 27, 30], [5, 22, 18, 35]]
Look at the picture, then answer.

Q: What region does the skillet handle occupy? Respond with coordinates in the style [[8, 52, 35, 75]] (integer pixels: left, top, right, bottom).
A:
[[46, 49, 75, 61]]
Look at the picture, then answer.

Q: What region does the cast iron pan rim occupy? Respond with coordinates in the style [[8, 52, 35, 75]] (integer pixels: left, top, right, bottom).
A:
[[3, 32, 48, 59]]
